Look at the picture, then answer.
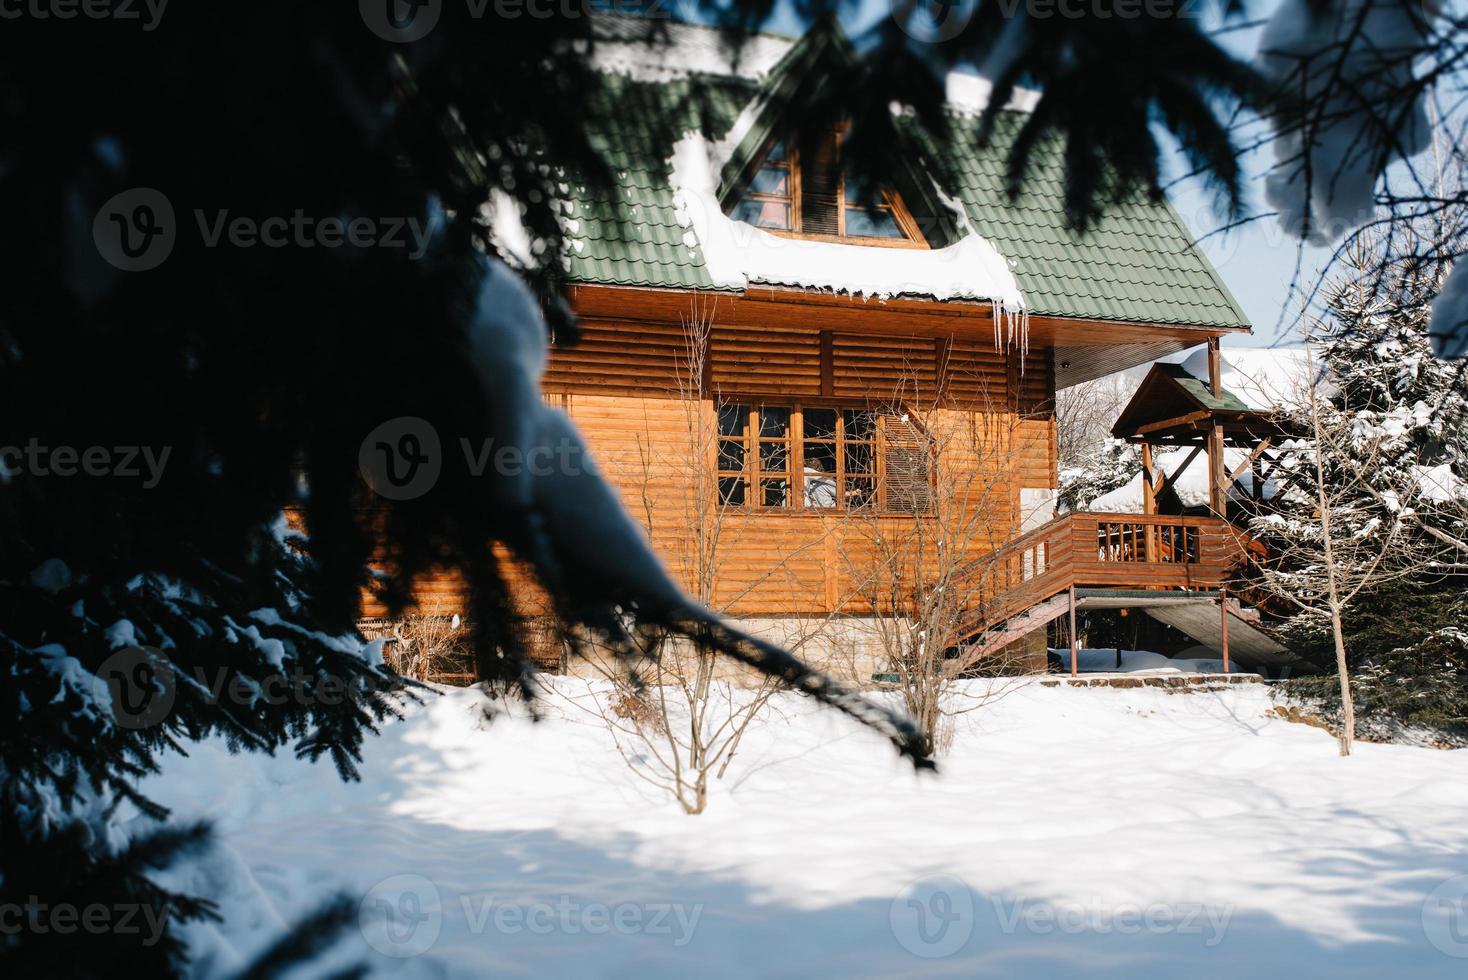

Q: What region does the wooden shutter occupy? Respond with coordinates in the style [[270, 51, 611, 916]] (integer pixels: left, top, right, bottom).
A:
[[881, 412, 933, 515], [799, 129, 841, 236]]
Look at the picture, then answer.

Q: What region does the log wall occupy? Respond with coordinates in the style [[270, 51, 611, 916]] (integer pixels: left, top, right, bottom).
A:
[[371, 308, 1058, 621]]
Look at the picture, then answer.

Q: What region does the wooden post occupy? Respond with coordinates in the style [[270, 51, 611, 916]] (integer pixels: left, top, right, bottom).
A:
[[1206, 338, 1227, 515], [1207, 337, 1222, 397], [1141, 442, 1156, 515], [1068, 585, 1079, 678], [1219, 588, 1231, 675], [1140, 441, 1156, 561], [1208, 425, 1227, 515]]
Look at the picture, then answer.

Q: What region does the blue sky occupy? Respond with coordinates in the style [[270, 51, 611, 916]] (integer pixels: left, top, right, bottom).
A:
[[682, 0, 1333, 347]]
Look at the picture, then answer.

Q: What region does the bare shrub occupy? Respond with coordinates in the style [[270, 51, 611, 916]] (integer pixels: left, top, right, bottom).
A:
[[842, 373, 1038, 755], [368, 603, 476, 685], [556, 299, 853, 813], [608, 679, 666, 735]]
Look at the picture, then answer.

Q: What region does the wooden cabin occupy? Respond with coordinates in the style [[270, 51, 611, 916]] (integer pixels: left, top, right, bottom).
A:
[[379, 18, 1279, 678]]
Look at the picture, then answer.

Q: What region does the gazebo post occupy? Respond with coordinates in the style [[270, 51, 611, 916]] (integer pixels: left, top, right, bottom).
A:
[[1140, 441, 1156, 561], [1219, 588, 1231, 675], [1141, 442, 1154, 515], [1068, 585, 1079, 678], [1206, 338, 1227, 515]]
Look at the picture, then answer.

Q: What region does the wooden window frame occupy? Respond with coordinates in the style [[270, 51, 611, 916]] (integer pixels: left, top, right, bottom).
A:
[[730, 131, 929, 250], [715, 401, 935, 515], [731, 141, 795, 236]]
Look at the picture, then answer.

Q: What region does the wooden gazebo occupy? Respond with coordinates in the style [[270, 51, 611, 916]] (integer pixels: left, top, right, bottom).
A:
[[1111, 339, 1300, 517]]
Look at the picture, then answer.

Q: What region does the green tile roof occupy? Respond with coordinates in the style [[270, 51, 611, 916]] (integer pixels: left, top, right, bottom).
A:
[[1155, 363, 1254, 412], [563, 24, 1250, 331], [929, 113, 1248, 328], [563, 73, 733, 291]]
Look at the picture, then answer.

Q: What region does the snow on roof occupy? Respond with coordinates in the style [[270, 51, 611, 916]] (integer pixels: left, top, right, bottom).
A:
[[669, 132, 1026, 320], [487, 188, 536, 268], [1175, 346, 1314, 411], [945, 71, 1043, 115], [588, 18, 796, 82]]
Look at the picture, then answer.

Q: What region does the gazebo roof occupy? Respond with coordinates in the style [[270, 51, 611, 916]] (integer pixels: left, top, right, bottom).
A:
[[1111, 362, 1299, 446]]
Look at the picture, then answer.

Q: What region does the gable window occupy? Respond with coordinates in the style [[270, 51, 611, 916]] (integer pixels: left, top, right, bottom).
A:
[[730, 141, 793, 231], [729, 126, 923, 246], [716, 403, 931, 513]]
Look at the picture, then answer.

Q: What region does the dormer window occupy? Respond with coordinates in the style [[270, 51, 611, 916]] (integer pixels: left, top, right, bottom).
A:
[[731, 140, 793, 230], [730, 126, 924, 247]]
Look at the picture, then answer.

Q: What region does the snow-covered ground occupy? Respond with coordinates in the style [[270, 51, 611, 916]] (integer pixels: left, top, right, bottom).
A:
[[140, 680, 1468, 978]]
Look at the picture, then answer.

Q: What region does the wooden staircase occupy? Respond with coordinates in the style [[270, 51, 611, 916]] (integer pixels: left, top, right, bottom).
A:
[[948, 512, 1252, 661]]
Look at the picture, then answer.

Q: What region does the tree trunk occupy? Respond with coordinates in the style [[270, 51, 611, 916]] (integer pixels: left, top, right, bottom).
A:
[[1329, 601, 1355, 756], [1311, 377, 1354, 757]]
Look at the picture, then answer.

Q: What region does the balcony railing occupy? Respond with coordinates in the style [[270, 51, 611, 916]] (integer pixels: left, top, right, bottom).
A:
[[948, 512, 1249, 643], [1092, 517, 1199, 564]]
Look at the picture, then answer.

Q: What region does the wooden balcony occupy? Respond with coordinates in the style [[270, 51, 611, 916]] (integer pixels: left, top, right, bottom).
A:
[[950, 512, 1250, 645]]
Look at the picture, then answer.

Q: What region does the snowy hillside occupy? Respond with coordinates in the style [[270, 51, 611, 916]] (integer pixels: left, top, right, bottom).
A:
[[138, 681, 1468, 978]]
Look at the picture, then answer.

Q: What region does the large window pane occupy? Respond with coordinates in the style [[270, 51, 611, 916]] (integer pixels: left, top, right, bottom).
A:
[[845, 207, 904, 239], [759, 407, 791, 438], [718, 476, 745, 506], [711, 403, 936, 513], [804, 407, 837, 439], [731, 198, 791, 230], [718, 404, 749, 437], [718, 438, 745, 471], [750, 166, 789, 195]]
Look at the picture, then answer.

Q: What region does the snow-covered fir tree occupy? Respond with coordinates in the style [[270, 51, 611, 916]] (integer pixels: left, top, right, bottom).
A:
[[1253, 251, 1468, 747], [1322, 261, 1467, 517], [1, 530, 406, 973], [1263, 257, 1468, 566]]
